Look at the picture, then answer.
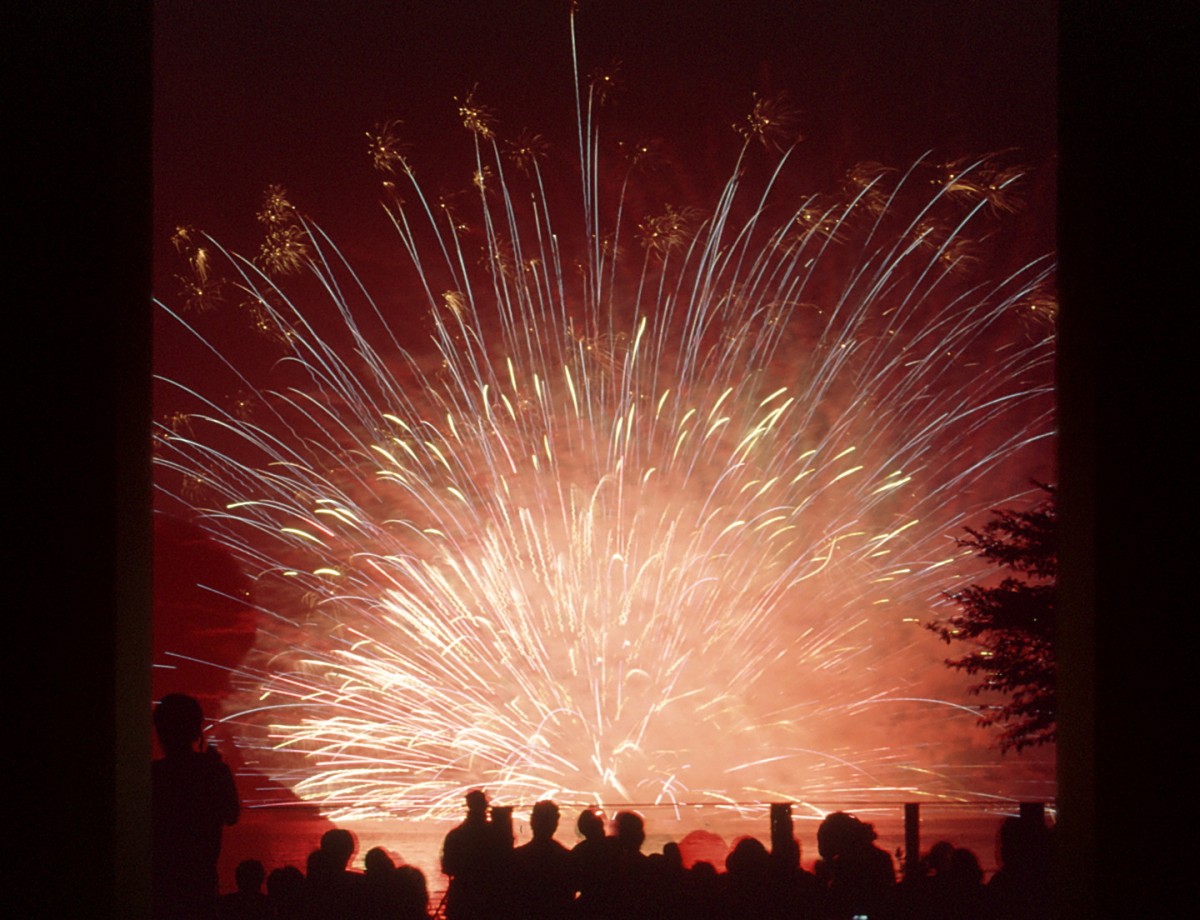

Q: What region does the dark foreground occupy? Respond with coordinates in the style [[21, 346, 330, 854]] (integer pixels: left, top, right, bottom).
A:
[[171, 802, 1055, 919]]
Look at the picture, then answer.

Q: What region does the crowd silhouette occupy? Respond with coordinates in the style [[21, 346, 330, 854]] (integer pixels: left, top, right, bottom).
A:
[[153, 696, 1055, 920]]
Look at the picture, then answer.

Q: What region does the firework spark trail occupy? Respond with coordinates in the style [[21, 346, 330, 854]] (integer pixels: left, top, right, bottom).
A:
[[155, 23, 1054, 821]]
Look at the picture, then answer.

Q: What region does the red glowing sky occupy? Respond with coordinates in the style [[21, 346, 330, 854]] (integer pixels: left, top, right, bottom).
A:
[[153, 0, 1056, 329], [151, 0, 1058, 807]]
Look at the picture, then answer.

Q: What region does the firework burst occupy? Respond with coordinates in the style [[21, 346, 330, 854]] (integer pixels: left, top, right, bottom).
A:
[[155, 17, 1054, 821]]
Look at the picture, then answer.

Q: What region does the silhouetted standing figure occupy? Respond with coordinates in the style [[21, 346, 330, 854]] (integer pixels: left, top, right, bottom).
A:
[[680, 859, 723, 920], [721, 836, 778, 919], [611, 810, 652, 919], [152, 693, 240, 920], [644, 841, 688, 920], [362, 846, 430, 920], [897, 840, 948, 919], [307, 827, 368, 919], [986, 815, 1054, 920], [941, 847, 986, 920], [440, 789, 511, 920], [511, 800, 574, 919], [217, 860, 271, 920], [770, 835, 823, 920], [265, 866, 306, 920], [570, 807, 615, 919], [814, 811, 895, 920], [396, 865, 433, 920]]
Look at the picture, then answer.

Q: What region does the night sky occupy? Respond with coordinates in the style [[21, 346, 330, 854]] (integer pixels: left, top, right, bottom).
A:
[[154, 0, 1056, 313]]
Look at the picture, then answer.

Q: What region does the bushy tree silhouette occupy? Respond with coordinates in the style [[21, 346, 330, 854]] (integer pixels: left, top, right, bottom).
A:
[[928, 484, 1055, 752]]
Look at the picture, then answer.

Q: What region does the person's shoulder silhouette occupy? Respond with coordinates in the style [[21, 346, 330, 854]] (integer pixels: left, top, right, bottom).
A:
[[440, 789, 509, 920], [512, 800, 573, 918], [987, 814, 1054, 920], [216, 859, 271, 920], [152, 693, 240, 920]]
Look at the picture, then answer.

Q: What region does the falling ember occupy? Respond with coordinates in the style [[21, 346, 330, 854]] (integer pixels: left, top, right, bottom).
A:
[[154, 15, 1054, 822]]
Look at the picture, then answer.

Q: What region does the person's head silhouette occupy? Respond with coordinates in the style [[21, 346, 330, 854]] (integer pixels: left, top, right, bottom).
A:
[[529, 799, 560, 840], [464, 788, 489, 823], [613, 811, 645, 852], [153, 693, 205, 755], [320, 828, 357, 870], [577, 807, 605, 841]]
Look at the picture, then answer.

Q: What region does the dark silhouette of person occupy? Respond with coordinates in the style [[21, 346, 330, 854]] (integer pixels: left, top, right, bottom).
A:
[[767, 834, 822, 920], [361, 846, 429, 920], [921, 840, 956, 879], [364, 846, 395, 877], [814, 811, 896, 920], [306, 827, 368, 919], [265, 866, 306, 920], [362, 846, 397, 920], [570, 807, 615, 918], [985, 814, 1054, 920], [217, 859, 271, 920], [610, 810, 652, 919], [393, 864, 432, 920], [722, 836, 780, 919], [440, 789, 511, 919], [510, 799, 574, 919], [898, 839, 990, 920], [941, 847, 986, 920], [679, 858, 723, 920], [644, 841, 688, 920], [897, 839, 954, 918], [152, 693, 240, 920]]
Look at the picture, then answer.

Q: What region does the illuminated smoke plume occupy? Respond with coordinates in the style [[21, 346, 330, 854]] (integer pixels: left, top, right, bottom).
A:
[[155, 18, 1054, 821]]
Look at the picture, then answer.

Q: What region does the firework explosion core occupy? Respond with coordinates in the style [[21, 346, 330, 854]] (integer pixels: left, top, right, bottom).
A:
[[155, 15, 1054, 822]]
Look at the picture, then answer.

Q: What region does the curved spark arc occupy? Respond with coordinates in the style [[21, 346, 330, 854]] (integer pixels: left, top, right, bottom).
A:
[[155, 34, 1054, 821]]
